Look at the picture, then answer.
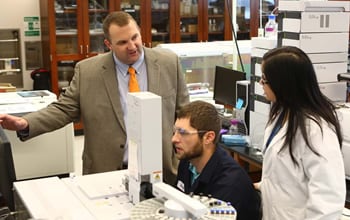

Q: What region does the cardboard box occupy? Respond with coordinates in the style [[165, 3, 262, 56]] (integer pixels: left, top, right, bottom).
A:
[[308, 52, 348, 63], [281, 12, 350, 33], [251, 47, 270, 58], [280, 32, 349, 53], [249, 110, 269, 147], [187, 24, 197, 33], [313, 62, 348, 83], [251, 37, 277, 49], [319, 81, 347, 102], [254, 63, 262, 77], [254, 81, 264, 96], [254, 100, 270, 116], [279, 0, 350, 12]]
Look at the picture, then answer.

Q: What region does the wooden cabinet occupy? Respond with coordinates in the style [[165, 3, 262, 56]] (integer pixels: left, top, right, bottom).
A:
[[204, 0, 234, 41], [38, 0, 251, 131], [149, 0, 175, 47], [115, 0, 233, 47], [40, 0, 242, 96], [174, 0, 233, 43], [40, 0, 117, 131], [40, 0, 116, 95], [114, 0, 153, 47]]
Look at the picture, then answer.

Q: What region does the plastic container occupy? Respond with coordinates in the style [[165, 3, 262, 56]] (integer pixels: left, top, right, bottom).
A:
[[265, 14, 277, 39], [229, 119, 240, 135], [30, 68, 51, 90]]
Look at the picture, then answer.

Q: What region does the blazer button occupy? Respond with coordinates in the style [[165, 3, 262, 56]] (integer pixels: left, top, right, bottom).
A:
[[120, 144, 125, 149]]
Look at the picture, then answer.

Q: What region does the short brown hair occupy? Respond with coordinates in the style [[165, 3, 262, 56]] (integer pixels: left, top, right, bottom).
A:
[[176, 101, 221, 143], [102, 11, 137, 41]]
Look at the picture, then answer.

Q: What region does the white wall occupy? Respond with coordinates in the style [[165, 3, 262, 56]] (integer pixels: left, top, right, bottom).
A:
[[0, 0, 40, 90]]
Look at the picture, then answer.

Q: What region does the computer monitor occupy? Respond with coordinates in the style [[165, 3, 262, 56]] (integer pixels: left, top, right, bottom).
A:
[[0, 126, 16, 211], [213, 66, 246, 108]]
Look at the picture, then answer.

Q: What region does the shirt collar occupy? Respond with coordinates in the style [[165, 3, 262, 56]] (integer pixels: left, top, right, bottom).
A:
[[189, 163, 200, 185], [112, 48, 145, 76]]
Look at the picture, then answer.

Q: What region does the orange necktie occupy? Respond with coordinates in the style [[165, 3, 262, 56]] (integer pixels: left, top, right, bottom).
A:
[[128, 66, 140, 92]]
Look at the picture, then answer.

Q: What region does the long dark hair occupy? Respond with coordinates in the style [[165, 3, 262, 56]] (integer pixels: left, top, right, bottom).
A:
[[262, 46, 342, 165]]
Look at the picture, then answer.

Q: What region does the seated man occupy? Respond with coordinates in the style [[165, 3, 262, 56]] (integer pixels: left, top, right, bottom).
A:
[[172, 101, 260, 220]]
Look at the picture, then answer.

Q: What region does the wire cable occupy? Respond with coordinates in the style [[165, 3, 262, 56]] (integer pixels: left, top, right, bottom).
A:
[[225, 0, 245, 74]]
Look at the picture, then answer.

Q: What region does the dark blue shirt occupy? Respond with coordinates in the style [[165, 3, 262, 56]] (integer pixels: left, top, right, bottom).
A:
[[176, 145, 260, 220]]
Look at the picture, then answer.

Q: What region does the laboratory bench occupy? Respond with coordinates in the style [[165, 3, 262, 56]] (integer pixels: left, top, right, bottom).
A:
[[221, 144, 263, 168], [12, 164, 350, 220], [220, 143, 262, 183]]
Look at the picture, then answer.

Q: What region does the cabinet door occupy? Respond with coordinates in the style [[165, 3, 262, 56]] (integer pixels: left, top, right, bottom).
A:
[[54, 0, 84, 58], [236, 0, 250, 40], [176, 0, 203, 42], [174, 0, 232, 43], [117, 0, 149, 42], [116, 0, 172, 48], [116, 1, 142, 27], [150, 0, 173, 47], [84, 0, 115, 56], [56, 60, 76, 93], [205, 0, 231, 41]]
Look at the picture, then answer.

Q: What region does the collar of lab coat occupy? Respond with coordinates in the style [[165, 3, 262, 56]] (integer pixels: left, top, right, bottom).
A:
[[262, 114, 288, 154]]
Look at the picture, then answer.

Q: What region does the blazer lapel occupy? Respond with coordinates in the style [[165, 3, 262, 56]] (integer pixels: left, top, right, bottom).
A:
[[144, 48, 160, 94], [100, 52, 126, 133]]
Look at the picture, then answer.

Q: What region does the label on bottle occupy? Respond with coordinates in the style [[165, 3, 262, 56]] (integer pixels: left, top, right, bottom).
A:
[[4, 60, 12, 70], [265, 24, 277, 38], [229, 124, 238, 135]]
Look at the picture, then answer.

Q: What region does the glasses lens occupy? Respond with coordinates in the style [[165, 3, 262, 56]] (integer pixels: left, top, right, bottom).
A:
[[173, 127, 189, 136], [173, 127, 208, 137], [261, 75, 269, 85], [260, 77, 268, 85]]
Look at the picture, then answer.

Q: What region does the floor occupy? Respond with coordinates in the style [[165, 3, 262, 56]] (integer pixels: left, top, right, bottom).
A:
[[73, 134, 84, 176]]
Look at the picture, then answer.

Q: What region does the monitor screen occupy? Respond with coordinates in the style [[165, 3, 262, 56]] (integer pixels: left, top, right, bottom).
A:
[[213, 66, 246, 108], [0, 126, 16, 211]]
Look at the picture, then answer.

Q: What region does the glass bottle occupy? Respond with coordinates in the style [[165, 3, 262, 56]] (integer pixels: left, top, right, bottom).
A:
[[229, 119, 239, 135], [264, 14, 277, 39]]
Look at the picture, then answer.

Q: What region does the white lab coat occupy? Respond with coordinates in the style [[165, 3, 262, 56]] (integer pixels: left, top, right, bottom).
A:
[[260, 116, 346, 220]]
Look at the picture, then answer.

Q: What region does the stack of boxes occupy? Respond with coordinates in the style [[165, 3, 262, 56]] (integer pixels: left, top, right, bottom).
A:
[[249, 0, 350, 148], [249, 37, 276, 147], [278, 0, 350, 102]]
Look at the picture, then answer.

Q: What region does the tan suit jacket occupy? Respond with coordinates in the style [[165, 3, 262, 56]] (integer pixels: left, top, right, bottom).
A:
[[23, 47, 189, 184]]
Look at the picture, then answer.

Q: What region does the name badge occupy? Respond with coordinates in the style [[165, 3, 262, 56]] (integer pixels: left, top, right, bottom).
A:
[[177, 180, 185, 192]]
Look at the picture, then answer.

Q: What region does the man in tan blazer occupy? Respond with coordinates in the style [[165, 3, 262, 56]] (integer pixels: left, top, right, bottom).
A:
[[0, 11, 189, 184]]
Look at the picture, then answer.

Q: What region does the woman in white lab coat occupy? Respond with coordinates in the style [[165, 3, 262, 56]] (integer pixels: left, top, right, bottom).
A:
[[255, 46, 346, 220]]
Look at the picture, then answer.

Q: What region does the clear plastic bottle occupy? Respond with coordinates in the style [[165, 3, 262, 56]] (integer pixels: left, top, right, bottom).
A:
[[229, 119, 239, 135], [265, 14, 277, 39]]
